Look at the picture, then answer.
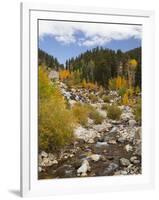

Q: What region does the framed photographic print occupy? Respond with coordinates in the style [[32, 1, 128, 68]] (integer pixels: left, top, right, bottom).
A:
[[20, 2, 155, 197]]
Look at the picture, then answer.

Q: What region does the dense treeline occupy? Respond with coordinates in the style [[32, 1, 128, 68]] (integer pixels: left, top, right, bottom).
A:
[[65, 47, 141, 88], [38, 48, 64, 70]]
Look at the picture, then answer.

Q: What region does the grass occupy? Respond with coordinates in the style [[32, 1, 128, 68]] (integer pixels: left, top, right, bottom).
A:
[[88, 93, 98, 103], [106, 104, 122, 120], [102, 95, 110, 103], [72, 103, 104, 126], [72, 103, 89, 126]]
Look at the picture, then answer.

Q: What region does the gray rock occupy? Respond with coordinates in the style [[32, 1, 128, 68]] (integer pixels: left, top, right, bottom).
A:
[[125, 144, 133, 152], [109, 126, 118, 134], [55, 165, 75, 178], [120, 112, 134, 121], [130, 156, 140, 164], [48, 153, 56, 161], [41, 151, 48, 158], [89, 154, 101, 162], [74, 126, 99, 143], [117, 137, 125, 143], [135, 127, 142, 139], [129, 119, 136, 128], [103, 163, 119, 175], [95, 142, 108, 148], [77, 160, 91, 176], [108, 140, 117, 144], [120, 158, 131, 166]]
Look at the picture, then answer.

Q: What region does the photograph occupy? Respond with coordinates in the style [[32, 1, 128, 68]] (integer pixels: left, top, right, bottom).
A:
[[38, 20, 142, 179]]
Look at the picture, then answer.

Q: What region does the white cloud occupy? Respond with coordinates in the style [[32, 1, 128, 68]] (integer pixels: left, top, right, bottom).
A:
[[39, 20, 142, 47]]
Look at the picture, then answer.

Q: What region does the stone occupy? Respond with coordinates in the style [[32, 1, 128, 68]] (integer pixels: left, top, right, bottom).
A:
[[93, 124, 107, 132], [87, 138, 95, 144], [135, 127, 142, 139], [52, 160, 58, 165], [120, 112, 134, 121], [48, 153, 56, 161], [108, 140, 117, 144], [41, 151, 48, 158], [109, 126, 118, 134], [103, 163, 119, 175], [87, 118, 94, 126], [95, 142, 108, 148], [129, 119, 136, 128], [89, 154, 101, 162], [120, 158, 131, 167], [55, 165, 74, 178], [125, 144, 133, 152], [74, 126, 99, 143], [130, 156, 140, 164], [69, 100, 76, 107], [77, 160, 91, 176], [117, 137, 125, 143], [120, 170, 128, 175]]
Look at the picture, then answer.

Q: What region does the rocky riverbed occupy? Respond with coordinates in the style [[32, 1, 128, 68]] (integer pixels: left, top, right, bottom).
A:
[[38, 81, 141, 179]]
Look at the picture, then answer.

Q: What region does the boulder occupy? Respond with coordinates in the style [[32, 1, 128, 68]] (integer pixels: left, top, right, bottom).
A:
[[120, 112, 134, 121], [41, 151, 48, 158], [129, 119, 136, 128], [89, 154, 101, 162], [77, 160, 91, 176], [120, 158, 131, 166], [125, 144, 133, 152]]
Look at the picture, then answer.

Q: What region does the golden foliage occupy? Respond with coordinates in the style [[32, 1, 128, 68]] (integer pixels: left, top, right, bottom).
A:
[[109, 76, 128, 90], [122, 93, 129, 105], [59, 69, 71, 81], [128, 59, 138, 71], [38, 67, 75, 151], [72, 103, 90, 126]]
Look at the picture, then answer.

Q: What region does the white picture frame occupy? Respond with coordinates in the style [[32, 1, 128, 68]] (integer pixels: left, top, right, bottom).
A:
[[20, 2, 155, 197]]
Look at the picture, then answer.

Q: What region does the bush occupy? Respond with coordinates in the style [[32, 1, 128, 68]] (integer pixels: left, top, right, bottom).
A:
[[89, 109, 104, 124], [134, 99, 141, 123], [98, 86, 105, 98], [102, 95, 110, 103], [88, 93, 98, 103], [72, 103, 89, 126], [118, 87, 127, 97], [72, 103, 104, 126], [107, 105, 122, 120], [101, 103, 109, 110], [38, 67, 75, 151], [122, 93, 129, 105]]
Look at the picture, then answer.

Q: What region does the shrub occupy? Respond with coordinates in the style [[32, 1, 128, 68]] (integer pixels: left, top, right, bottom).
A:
[[109, 76, 128, 90], [135, 86, 141, 95], [72, 103, 89, 126], [108, 78, 116, 90], [102, 95, 110, 103], [107, 105, 122, 120], [98, 86, 105, 97], [118, 87, 127, 97], [127, 87, 134, 97], [88, 93, 98, 103], [122, 93, 129, 105], [134, 99, 141, 123], [59, 69, 71, 81], [89, 109, 104, 124], [38, 67, 75, 151], [101, 103, 109, 110]]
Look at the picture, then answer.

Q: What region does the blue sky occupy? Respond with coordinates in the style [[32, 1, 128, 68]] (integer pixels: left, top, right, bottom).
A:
[[39, 20, 142, 65]]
